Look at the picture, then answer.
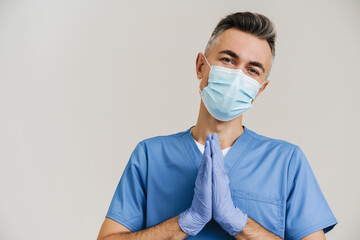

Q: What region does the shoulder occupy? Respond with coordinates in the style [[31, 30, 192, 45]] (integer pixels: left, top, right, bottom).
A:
[[244, 127, 313, 181], [126, 128, 190, 169], [244, 125, 299, 153], [243, 126, 308, 171], [137, 127, 190, 151], [244, 126, 312, 185]]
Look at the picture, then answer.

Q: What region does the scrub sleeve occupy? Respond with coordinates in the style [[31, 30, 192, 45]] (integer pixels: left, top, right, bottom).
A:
[[285, 146, 338, 240], [105, 143, 147, 231]]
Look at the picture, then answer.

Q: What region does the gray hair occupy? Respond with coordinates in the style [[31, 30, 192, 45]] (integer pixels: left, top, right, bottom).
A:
[[204, 12, 277, 58]]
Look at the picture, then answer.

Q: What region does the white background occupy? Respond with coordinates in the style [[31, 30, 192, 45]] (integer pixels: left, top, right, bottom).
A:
[[0, 0, 359, 239]]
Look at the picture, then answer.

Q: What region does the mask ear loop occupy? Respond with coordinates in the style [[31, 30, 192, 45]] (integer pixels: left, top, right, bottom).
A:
[[252, 79, 268, 105], [203, 54, 212, 68], [198, 77, 202, 94], [198, 53, 212, 95], [198, 54, 213, 95], [259, 79, 267, 89]]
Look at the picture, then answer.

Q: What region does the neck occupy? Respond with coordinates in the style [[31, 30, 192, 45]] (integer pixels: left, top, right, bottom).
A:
[[190, 101, 244, 149]]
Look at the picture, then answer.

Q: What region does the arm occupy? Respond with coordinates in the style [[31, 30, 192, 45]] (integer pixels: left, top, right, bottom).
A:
[[234, 217, 325, 240], [210, 134, 327, 240], [97, 216, 188, 240], [98, 135, 213, 240]]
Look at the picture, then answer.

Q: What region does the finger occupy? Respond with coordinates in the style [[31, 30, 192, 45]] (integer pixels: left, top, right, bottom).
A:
[[206, 133, 212, 142], [212, 133, 222, 154], [211, 141, 225, 173], [207, 134, 213, 158], [197, 141, 212, 198], [198, 140, 211, 174], [204, 139, 211, 157], [204, 140, 212, 180], [210, 137, 222, 160]]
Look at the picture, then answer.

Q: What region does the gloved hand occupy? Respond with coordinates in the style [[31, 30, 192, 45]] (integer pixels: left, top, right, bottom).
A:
[[178, 134, 212, 235], [211, 133, 248, 236]]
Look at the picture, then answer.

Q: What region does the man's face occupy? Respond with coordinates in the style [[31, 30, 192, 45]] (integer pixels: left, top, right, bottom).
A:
[[196, 28, 273, 99]]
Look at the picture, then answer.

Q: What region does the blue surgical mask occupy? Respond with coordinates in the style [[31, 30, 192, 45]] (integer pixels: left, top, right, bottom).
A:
[[199, 55, 264, 121]]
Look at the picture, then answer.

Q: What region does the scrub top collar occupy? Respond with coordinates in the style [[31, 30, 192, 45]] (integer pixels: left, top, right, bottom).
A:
[[179, 125, 254, 174]]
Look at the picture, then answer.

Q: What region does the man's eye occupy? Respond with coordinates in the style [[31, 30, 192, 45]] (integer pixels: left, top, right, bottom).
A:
[[220, 58, 233, 65], [248, 68, 259, 75]]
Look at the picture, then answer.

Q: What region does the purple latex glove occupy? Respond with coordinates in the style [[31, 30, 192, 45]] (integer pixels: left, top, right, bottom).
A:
[[211, 133, 248, 236], [178, 134, 212, 235]]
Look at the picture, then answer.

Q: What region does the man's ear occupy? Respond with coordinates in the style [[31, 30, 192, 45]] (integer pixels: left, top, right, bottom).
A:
[[196, 52, 205, 80], [251, 79, 270, 104]]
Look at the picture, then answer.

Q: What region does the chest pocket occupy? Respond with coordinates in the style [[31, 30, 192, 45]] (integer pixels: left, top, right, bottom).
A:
[[231, 190, 284, 237]]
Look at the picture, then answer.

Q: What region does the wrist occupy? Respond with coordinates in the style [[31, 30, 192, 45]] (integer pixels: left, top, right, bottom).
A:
[[218, 207, 248, 236], [169, 216, 189, 240], [178, 208, 208, 236]]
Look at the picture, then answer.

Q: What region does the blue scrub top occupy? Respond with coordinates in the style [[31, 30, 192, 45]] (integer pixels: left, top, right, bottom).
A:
[[106, 126, 337, 239]]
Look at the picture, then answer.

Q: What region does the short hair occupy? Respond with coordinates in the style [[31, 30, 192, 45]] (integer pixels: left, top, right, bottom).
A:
[[204, 12, 277, 58]]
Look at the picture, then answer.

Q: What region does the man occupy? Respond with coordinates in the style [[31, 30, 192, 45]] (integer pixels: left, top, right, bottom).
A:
[[97, 12, 337, 240]]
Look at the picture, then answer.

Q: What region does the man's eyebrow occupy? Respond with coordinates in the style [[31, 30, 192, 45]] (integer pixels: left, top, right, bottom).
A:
[[218, 50, 239, 59], [249, 61, 265, 73]]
